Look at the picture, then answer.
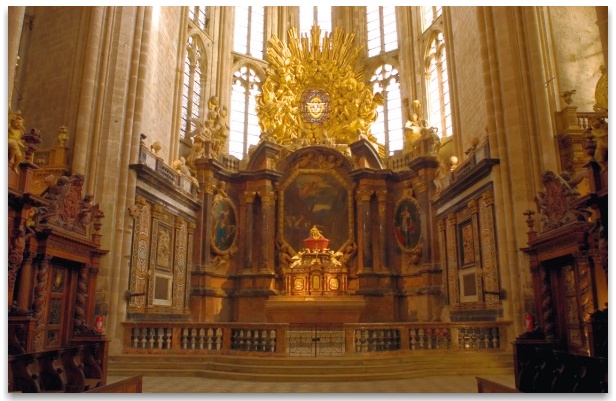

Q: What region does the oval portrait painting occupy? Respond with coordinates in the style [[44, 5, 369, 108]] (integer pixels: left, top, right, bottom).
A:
[[211, 198, 237, 254], [394, 197, 421, 251]]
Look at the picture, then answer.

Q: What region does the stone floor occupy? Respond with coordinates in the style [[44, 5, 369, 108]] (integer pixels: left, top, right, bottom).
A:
[[108, 374, 516, 394]]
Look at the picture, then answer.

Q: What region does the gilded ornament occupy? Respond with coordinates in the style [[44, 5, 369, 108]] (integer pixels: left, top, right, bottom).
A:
[[256, 24, 382, 150]]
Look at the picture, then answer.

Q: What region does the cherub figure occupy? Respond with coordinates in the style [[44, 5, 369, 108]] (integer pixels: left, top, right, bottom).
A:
[[173, 157, 199, 187], [76, 194, 95, 230], [8, 110, 26, 173]]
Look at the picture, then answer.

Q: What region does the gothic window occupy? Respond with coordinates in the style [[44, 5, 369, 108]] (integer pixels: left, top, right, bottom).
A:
[[425, 31, 452, 138], [180, 35, 206, 140], [229, 65, 262, 160], [366, 6, 398, 57], [370, 64, 403, 156], [188, 6, 208, 31], [233, 5, 265, 60], [300, 5, 332, 35], [420, 6, 442, 33]]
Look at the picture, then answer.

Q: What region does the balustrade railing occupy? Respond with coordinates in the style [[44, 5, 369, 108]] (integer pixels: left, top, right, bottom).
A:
[[231, 328, 277, 352], [122, 321, 510, 356], [409, 326, 451, 350], [355, 328, 401, 352], [136, 145, 198, 197]]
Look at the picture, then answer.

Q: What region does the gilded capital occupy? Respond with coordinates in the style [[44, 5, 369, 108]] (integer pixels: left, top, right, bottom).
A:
[[446, 213, 457, 225], [355, 188, 372, 202], [174, 216, 186, 229], [467, 199, 478, 214], [242, 191, 256, 204], [481, 189, 494, 206], [415, 181, 427, 194], [260, 191, 277, 204]]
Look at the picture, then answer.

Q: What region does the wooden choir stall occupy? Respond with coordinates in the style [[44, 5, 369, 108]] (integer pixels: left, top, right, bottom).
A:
[[7, 111, 140, 393]]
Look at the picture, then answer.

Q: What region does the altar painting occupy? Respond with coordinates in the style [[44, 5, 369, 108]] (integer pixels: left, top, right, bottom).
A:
[[282, 172, 348, 252]]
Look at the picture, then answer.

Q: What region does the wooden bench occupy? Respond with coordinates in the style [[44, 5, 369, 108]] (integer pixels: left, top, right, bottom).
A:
[[9, 344, 105, 393], [476, 377, 519, 393], [86, 375, 143, 393]]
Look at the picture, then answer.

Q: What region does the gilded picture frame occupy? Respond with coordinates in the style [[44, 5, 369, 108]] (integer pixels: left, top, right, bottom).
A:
[[210, 197, 238, 255], [279, 168, 352, 253], [393, 196, 421, 251]]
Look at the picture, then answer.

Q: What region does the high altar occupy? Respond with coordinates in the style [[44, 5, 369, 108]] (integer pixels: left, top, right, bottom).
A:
[[183, 24, 449, 325]]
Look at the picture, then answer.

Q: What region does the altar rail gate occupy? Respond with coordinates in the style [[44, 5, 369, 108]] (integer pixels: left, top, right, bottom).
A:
[[287, 324, 346, 357]]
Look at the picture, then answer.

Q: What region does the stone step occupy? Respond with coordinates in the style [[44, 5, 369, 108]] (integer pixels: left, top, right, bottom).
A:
[[107, 351, 514, 382]]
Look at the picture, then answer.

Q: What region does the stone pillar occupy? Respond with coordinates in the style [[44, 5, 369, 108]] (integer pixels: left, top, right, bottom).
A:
[[106, 6, 147, 354], [478, 190, 500, 307], [185, 222, 196, 313], [241, 191, 255, 272], [173, 217, 187, 311], [212, 7, 234, 115], [198, 182, 216, 267], [437, 219, 449, 309], [356, 188, 372, 272], [377, 189, 388, 271], [72, 7, 105, 176], [260, 190, 277, 273], [8, 6, 25, 108], [445, 213, 459, 309], [595, 6, 608, 69]]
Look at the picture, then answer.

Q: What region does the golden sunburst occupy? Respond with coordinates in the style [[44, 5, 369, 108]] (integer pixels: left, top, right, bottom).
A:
[[256, 23, 382, 150]]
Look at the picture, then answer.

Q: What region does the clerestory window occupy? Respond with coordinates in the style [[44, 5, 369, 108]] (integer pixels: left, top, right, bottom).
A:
[[300, 6, 332, 35], [234, 6, 265, 60], [366, 6, 398, 58], [229, 65, 262, 160], [180, 35, 206, 140], [370, 64, 403, 156], [425, 31, 452, 138]]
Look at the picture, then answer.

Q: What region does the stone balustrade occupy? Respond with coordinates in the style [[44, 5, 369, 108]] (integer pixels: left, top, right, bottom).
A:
[[121, 321, 511, 356]]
